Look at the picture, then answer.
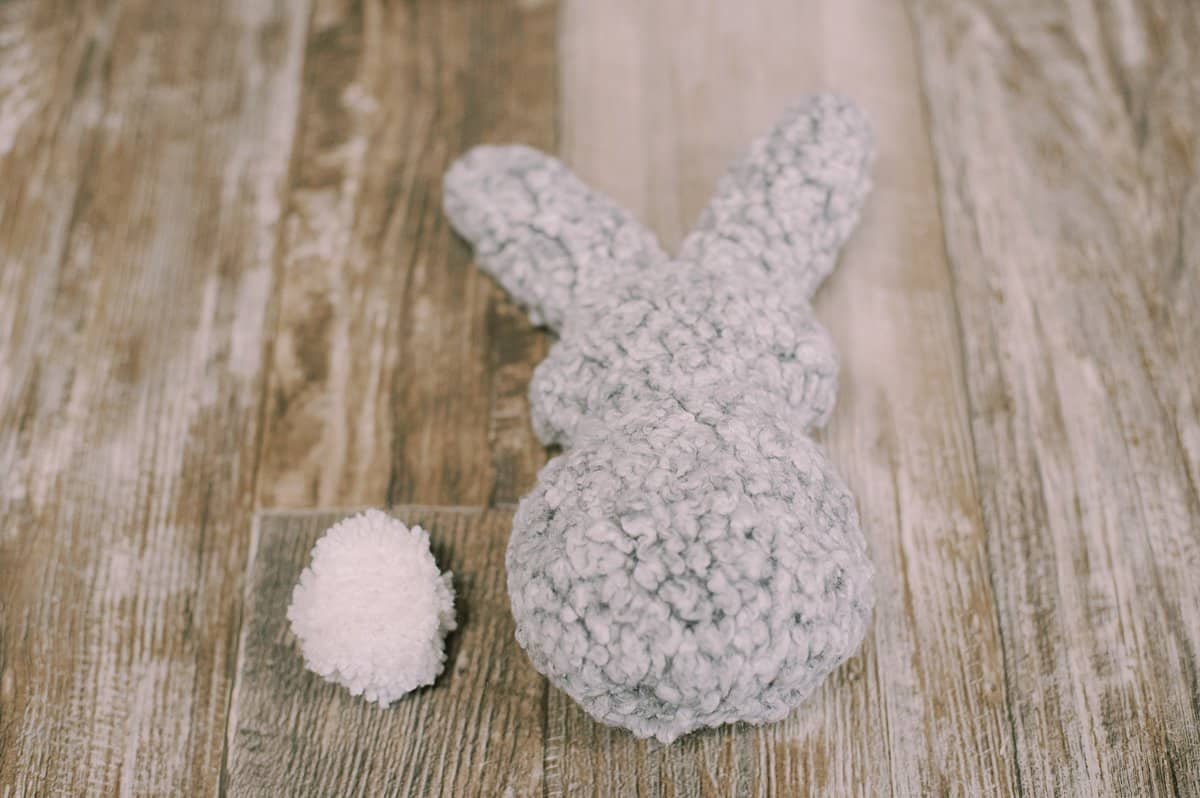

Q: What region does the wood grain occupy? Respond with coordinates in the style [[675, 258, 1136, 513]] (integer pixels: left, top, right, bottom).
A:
[[3, 0, 1198, 793], [910, 1, 1200, 794], [558, 2, 1018, 794], [0, 0, 310, 794], [254, 0, 555, 511], [223, 508, 546, 798]]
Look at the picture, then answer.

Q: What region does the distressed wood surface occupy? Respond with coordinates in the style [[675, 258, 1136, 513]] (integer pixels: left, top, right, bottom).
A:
[[0, 0, 310, 794], [910, 1, 1200, 794], [2, 0, 1198, 794], [254, 0, 554, 510]]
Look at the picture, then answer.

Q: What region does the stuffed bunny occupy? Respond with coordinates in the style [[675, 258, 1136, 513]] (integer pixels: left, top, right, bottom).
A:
[[443, 94, 875, 742]]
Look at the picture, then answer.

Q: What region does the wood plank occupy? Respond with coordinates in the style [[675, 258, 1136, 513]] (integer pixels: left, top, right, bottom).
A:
[[223, 508, 546, 797], [0, 0, 310, 794], [909, 1, 1200, 794], [255, 0, 556, 511], [556, 1, 1018, 795]]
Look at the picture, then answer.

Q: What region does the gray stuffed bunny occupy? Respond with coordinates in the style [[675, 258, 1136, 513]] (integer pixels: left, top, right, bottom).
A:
[[443, 93, 875, 743]]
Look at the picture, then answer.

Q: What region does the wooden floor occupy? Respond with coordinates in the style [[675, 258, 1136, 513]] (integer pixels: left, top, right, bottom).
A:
[[1, 0, 1197, 795]]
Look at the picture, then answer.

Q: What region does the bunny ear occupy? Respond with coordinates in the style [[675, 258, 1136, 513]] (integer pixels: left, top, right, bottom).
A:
[[443, 145, 668, 331], [680, 94, 875, 300]]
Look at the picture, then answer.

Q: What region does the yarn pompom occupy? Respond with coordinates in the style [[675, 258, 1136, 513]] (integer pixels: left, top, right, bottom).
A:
[[287, 509, 457, 706]]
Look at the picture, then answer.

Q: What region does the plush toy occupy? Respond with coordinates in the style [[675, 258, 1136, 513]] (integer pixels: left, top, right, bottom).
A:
[[443, 93, 876, 742]]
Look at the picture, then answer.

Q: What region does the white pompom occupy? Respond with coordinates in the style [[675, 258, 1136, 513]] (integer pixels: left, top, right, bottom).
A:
[[287, 509, 457, 706]]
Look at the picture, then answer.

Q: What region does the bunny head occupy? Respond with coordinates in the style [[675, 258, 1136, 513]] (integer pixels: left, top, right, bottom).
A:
[[443, 94, 876, 742]]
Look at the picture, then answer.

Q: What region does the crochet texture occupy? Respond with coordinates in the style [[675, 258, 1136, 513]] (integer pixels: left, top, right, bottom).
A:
[[443, 93, 876, 742]]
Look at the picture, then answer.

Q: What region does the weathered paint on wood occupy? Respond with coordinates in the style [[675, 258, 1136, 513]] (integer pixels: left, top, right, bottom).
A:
[[2, 0, 1198, 793], [910, 1, 1200, 794], [0, 0, 311, 793], [254, 0, 555, 511]]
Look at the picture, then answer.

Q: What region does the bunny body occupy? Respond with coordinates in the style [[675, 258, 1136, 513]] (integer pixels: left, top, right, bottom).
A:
[[444, 94, 875, 742]]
